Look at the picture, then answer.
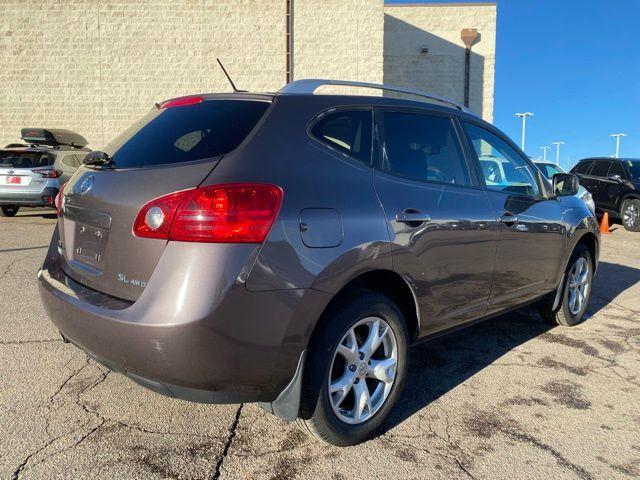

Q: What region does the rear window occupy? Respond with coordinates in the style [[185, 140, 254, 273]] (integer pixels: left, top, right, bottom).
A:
[[310, 110, 373, 164], [103, 99, 270, 168], [0, 151, 53, 168]]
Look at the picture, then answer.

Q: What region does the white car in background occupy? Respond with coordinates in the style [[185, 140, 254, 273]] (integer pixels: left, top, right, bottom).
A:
[[534, 161, 596, 215]]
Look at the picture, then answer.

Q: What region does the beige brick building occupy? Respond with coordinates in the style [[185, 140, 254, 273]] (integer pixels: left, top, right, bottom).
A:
[[0, 1, 496, 148]]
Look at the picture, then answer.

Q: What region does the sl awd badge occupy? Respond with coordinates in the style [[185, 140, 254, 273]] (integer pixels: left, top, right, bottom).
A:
[[116, 273, 147, 288]]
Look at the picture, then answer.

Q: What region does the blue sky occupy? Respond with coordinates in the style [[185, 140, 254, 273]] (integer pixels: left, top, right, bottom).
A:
[[387, 0, 640, 168]]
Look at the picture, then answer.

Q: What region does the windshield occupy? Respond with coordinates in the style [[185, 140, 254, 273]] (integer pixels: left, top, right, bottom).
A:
[[103, 99, 270, 168], [0, 151, 52, 168], [535, 163, 565, 179], [626, 160, 640, 179]]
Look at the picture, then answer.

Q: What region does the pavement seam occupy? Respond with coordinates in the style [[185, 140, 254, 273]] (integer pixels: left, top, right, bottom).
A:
[[210, 403, 244, 480]]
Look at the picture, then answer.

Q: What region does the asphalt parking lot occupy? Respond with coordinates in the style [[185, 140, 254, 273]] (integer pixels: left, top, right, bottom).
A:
[[1, 209, 639, 480]]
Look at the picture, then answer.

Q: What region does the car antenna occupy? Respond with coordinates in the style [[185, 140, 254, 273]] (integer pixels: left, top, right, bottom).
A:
[[216, 58, 247, 93]]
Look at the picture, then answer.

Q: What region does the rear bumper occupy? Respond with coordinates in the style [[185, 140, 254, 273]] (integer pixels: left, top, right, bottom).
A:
[[38, 228, 329, 404], [0, 186, 58, 206]]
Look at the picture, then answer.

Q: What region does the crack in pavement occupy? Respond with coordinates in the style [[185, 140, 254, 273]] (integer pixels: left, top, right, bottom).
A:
[[0, 339, 61, 346], [210, 403, 244, 480]]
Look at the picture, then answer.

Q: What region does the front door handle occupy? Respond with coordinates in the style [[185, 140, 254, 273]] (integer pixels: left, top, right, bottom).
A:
[[396, 210, 431, 225], [498, 212, 518, 227]]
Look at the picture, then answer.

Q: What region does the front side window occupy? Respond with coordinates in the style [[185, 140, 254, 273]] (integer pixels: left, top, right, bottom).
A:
[[626, 160, 640, 179], [464, 123, 539, 196], [608, 162, 626, 179], [381, 112, 470, 186], [590, 160, 611, 177], [310, 110, 372, 164]]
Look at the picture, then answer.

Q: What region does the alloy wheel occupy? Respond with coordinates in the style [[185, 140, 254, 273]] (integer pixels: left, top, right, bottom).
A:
[[623, 203, 639, 229], [328, 316, 398, 424], [568, 257, 590, 315]]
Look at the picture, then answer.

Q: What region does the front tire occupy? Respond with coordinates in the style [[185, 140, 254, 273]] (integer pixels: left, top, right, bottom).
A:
[[621, 198, 640, 232], [538, 244, 593, 326], [1, 206, 19, 217], [297, 291, 409, 446]]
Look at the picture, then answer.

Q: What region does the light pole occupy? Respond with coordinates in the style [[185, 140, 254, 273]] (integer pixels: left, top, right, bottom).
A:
[[552, 141, 565, 166], [610, 133, 626, 158], [515, 112, 534, 152], [540, 146, 550, 161]]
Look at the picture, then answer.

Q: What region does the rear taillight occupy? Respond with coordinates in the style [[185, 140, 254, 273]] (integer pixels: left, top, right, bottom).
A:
[[33, 169, 62, 178], [133, 184, 283, 243], [55, 182, 67, 215]]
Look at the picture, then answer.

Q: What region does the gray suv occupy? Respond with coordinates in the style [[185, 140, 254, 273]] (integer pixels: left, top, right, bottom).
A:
[[38, 80, 599, 446], [0, 128, 89, 216]]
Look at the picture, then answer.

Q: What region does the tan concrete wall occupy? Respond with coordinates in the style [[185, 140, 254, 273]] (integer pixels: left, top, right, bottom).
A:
[[0, 1, 494, 148], [292, 0, 384, 84], [383, 3, 496, 120], [0, 0, 287, 148]]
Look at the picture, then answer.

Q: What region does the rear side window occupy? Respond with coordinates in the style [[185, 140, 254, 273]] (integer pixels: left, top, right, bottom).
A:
[[381, 112, 470, 186], [310, 110, 372, 164], [0, 151, 52, 168], [590, 160, 611, 177], [61, 154, 76, 167], [572, 161, 592, 174], [103, 100, 270, 168]]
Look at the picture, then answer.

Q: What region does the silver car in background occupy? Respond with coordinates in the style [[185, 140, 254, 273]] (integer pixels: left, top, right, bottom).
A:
[[0, 128, 89, 216], [535, 161, 596, 214]]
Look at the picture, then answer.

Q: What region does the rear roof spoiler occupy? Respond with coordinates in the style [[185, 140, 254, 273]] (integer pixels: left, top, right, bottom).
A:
[[20, 128, 88, 148]]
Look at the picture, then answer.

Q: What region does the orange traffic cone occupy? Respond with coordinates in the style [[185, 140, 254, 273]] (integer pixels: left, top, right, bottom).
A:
[[599, 212, 611, 234]]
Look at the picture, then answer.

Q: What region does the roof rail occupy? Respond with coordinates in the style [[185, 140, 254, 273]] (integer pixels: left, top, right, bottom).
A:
[[278, 79, 473, 114]]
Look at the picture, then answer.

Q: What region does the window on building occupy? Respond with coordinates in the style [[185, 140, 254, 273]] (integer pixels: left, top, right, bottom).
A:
[[381, 112, 470, 185], [310, 110, 373, 164]]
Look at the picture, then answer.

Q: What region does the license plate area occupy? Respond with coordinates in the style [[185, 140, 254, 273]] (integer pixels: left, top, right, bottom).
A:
[[73, 223, 108, 271]]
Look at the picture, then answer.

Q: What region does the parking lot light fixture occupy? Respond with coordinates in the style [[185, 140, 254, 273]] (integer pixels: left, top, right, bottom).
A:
[[610, 133, 626, 158], [541, 145, 550, 161], [515, 112, 534, 152], [552, 141, 565, 166]]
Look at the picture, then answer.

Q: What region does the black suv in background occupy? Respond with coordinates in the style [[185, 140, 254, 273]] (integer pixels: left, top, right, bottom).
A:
[[571, 158, 640, 231]]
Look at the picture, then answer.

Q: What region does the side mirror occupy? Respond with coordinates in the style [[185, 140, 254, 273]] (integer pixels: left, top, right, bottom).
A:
[[553, 173, 579, 197], [608, 174, 622, 183]]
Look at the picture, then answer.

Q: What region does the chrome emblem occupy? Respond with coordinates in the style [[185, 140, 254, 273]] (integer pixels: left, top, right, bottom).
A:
[[79, 175, 94, 195], [7, 170, 14, 175]]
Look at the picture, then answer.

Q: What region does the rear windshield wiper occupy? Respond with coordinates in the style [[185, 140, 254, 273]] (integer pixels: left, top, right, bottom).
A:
[[83, 151, 115, 168]]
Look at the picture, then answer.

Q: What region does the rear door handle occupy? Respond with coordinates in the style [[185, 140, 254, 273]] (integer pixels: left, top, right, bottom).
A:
[[498, 212, 518, 227], [395, 210, 431, 225]]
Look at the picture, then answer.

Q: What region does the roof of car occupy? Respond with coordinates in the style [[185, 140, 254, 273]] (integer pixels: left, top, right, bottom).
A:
[[578, 157, 640, 162]]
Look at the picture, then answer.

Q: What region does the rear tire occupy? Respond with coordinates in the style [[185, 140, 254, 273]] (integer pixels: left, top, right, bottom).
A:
[[1, 206, 19, 217], [297, 291, 409, 446], [621, 198, 640, 232], [538, 244, 593, 326]]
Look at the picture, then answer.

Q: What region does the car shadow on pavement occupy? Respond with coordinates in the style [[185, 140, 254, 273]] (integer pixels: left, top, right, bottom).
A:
[[382, 307, 552, 434], [588, 261, 640, 315]]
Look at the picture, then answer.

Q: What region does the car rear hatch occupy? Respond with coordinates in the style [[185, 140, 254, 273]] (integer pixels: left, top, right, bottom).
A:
[[0, 150, 55, 194], [58, 95, 272, 301]]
